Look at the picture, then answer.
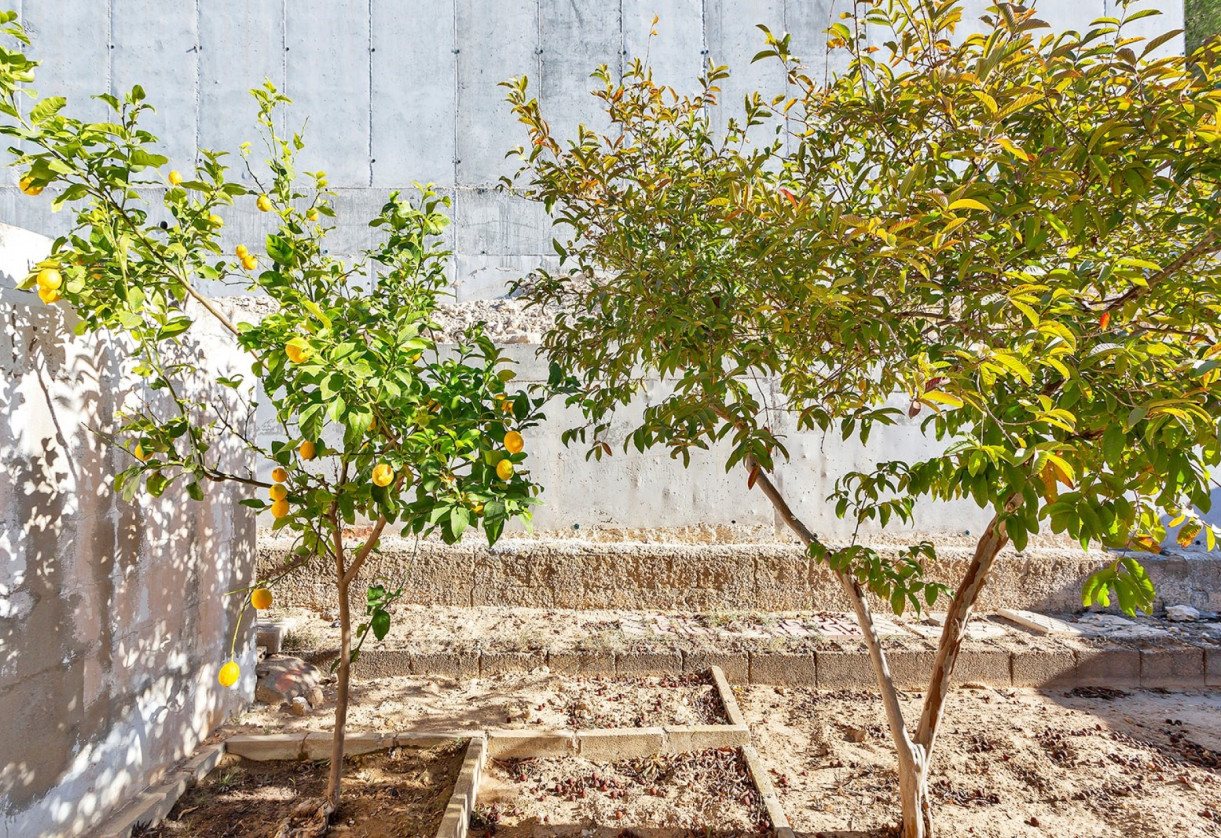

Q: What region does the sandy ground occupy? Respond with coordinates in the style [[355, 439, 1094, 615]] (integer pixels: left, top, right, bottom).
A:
[[224, 672, 726, 736], [221, 668, 1221, 836], [739, 685, 1221, 838], [476, 748, 769, 836]]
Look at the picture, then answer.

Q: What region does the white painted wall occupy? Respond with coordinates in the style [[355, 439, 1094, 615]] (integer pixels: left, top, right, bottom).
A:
[[0, 225, 257, 838]]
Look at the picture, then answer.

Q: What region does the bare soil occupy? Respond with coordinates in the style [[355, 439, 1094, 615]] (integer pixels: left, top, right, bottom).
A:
[[225, 672, 725, 735], [140, 742, 465, 838], [740, 685, 1221, 838], [475, 748, 769, 836]]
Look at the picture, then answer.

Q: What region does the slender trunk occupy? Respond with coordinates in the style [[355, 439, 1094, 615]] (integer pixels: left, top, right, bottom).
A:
[[915, 495, 1019, 752], [325, 515, 351, 813], [326, 570, 352, 809], [741, 455, 932, 837]]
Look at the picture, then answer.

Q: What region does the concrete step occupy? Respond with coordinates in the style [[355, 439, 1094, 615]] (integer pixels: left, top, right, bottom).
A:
[[272, 604, 1221, 691]]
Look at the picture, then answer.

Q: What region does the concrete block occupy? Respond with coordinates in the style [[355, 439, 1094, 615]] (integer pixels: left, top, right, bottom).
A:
[[816, 650, 877, 690], [21, 0, 112, 128], [224, 733, 308, 761], [665, 724, 751, 752], [439, 737, 485, 838], [539, 0, 622, 137], [547, 650, 616, 677], [486, 729, 575, 759], [409, 651, 480, 681], [709, 665, 749, 729], [1012, 648, 1076, 688], [616, 650, 683, 677], [952, 647, 1012, 687], [302, 731, 386, 760], [350, 649, 414, 679], [749, 651, 816, 686], [885, 649, 938, 692], [371, 0, 456, 186], [1206, 647, 1221, 688], [180, 744, 226, 783], [685, 651, 749, 685], [198, 0, 285, 170], [741, 744, 794, 838], [456, 0, 539, 185], [285, 0, 371, 185], [256, 622, 283, 655], [480, 649, 547, 675], [109, 0, 199, 167], [577, 727, 666, 759], [704, 0, 786, 137], [622, 0, 704, 84], [1141, 646, 1205, 689], [1075, 647, 1140, 688], [392, 731, 481, 749]]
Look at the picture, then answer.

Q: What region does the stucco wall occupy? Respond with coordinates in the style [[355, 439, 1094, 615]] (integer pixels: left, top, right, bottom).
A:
[[0, 224, 258, 838]]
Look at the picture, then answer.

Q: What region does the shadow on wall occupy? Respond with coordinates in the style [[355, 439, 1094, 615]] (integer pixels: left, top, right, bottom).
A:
[[0, 224, 257, 838]]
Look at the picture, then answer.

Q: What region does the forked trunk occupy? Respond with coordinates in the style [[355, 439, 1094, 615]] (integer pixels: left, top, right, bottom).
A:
[[742, 456, 1018, 838]]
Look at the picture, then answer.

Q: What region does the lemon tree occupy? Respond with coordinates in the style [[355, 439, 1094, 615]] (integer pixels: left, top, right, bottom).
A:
[[1, 13, 550, 823], [507, 2, 1221, 835]]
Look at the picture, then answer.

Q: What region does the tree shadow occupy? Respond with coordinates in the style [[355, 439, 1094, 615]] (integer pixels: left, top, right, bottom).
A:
[[0, 225, 258, 837]]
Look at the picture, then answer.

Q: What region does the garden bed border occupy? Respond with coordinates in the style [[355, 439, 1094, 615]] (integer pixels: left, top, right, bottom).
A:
[[91, 732, 485, 838]]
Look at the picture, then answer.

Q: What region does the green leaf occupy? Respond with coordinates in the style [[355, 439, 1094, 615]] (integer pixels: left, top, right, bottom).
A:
[[30, 96, 66, 124], [370, 609, 391, 641]]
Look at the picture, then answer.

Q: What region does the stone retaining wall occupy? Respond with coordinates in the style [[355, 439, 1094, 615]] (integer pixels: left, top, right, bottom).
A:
[[258, 534, 1221, 615]]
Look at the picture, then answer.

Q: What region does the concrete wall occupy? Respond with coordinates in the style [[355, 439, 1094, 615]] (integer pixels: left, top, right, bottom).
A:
[[0, 224, 257, 838], [1, 0, 1185, 297]]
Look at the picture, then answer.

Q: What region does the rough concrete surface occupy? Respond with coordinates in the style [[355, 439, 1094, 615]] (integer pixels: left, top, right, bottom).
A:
[[0, 224, 257, 838], [258, 532, 1221, 614]]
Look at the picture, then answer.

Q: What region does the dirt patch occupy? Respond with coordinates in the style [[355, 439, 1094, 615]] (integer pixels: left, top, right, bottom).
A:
[[139, 742, 464, 837], [475, 748, 769, 836], [225, 672, 726, 735], [740, 685, 1221, 837]]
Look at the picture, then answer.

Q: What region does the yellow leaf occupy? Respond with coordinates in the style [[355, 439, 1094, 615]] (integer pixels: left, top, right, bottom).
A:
[[989, 352, 1033, 384], [996, 137, 1030, 161], [947, 198, 991, 212], [1177, 520, 1203, 548], [921, 390, 964, 408], [1045, 453, 1076, 487]]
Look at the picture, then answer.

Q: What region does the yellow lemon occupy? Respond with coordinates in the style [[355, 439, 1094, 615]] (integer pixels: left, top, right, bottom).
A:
[[269, 484, 287, 501], [208, 213, 223, 227], [496, 459, 515, 481], [37, 268, 63, 291], [372, 463, 394, 487], [218, 661, 240, 688], [504, 431, 524, 454], [241, 254, 258, 271], [250, 588, 273, 610], [285, 339, 310, 364], [271, 498, 290, 519], [19, 176, 42, 196], [235, 244, 249, 258], [134, 443, 149, 461], [271, 467, 288, 483], [168, 170, 183, 186], [471, 502, 484, 514], [256, 194, 273, 212], [38, 286, 60, 304], [299, 440, 316, 460]]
